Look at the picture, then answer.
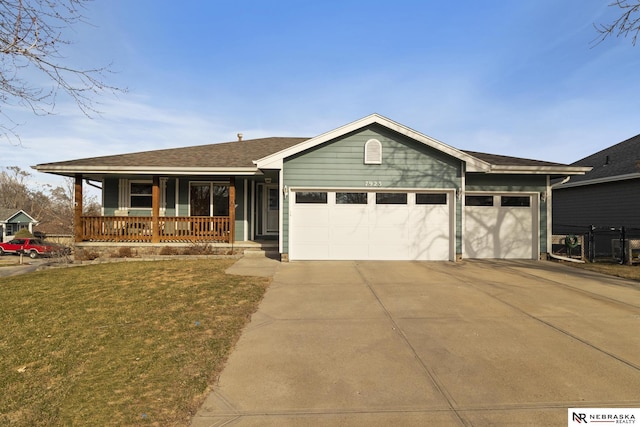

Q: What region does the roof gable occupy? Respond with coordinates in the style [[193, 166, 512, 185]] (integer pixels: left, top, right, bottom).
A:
[[0, 208, 37, 223], [256, 114, 492, 172], [256, 114, 589, 176]]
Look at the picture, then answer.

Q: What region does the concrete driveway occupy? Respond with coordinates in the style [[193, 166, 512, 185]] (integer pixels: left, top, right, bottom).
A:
[[192, 259, 640, 426]]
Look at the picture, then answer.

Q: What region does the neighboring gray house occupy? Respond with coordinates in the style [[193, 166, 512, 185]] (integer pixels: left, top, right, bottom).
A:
[[553, 133, 640, 233], [34, 114, 588, 261], [0, 208, 39, 242]]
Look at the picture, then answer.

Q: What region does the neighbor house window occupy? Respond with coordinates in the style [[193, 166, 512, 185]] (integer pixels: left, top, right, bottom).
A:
[[466, 195, 493, 206], [376, 193, 407, 204], [130, 182, 153, 208], [296, 192, 328, 203], [416, 193, 447, 205], [336, 192, 368, 204]]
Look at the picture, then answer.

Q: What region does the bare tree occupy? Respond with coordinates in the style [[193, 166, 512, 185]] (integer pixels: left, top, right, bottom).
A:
[[0, 0, 122, 142], [594, 0, 640, 46], [0, 166, 100, 234], [46, 177, 100, 234]]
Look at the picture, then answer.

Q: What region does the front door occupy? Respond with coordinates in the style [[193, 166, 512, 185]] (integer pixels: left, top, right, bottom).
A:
[[265, 185, 279, 234]]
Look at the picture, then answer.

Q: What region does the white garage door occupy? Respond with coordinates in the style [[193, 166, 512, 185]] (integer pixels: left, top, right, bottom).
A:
[[464, 194, 537, 259], [290, 191, 453, 261]]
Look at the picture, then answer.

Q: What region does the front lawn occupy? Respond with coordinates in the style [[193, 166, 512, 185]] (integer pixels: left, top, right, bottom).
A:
[[0, 259, 269, 426]]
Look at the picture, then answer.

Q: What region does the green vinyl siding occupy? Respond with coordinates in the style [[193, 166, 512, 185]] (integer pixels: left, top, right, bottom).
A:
[[282, 125, 463, 254], [465, 174, 546, 192], [284, 125, 461, 189]]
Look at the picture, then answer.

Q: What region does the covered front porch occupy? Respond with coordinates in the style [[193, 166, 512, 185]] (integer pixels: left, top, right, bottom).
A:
[[73, 175, 238, 243], [72, 174, 281, 244]]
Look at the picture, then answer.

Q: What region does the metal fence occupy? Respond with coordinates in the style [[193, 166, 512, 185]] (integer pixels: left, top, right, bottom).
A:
[[553, 224, 640, 264]]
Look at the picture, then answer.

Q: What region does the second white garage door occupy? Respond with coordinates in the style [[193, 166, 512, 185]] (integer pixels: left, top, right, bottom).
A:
[[290, 190, 453, 261], [463, 194, 537, 259]]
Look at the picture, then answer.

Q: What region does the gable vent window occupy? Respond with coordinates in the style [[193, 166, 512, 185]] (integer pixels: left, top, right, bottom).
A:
[[364, 139, 382, 164]]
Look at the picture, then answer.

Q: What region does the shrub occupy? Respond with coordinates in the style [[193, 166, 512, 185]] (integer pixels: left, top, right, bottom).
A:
[[75, 249, 99, 261], [181, 242, 213, 255], [14, 229, 33, 238], [116, 247, 133, 258], [159, 246, 179, 255]]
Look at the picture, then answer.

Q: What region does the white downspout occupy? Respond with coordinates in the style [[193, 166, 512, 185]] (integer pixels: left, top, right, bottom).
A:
[[547, 176, 571, 256]]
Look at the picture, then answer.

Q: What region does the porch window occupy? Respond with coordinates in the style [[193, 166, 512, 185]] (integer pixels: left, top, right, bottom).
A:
[[130, 182, 153, 208], [213, 185, 229, 216], [190, 182, 230, 216]]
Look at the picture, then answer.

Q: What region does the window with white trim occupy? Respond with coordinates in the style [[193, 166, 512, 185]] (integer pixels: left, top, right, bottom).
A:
[[130, 182, 153, 208]]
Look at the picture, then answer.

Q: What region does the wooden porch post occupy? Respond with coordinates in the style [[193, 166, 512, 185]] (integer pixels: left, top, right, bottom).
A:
[[229, 177, 236, 243], [74, 174, 83, 243], [152, 176, 160, 243]]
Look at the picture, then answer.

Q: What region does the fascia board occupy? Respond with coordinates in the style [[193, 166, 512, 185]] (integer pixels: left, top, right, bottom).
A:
[[32, 165, 260, 176], [555, 172, 640, 189], [255, 113, 492, 172]]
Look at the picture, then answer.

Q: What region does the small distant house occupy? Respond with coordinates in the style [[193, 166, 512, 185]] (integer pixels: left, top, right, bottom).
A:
[[34, 114, 588, 261], [0, 208, 39, 242], [553, 133, 640, 232]]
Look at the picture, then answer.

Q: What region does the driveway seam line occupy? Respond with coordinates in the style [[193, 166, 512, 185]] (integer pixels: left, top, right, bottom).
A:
[[466, 281, 640, 373], [354, 262, 470, 427], [469, 260, 640, 310]]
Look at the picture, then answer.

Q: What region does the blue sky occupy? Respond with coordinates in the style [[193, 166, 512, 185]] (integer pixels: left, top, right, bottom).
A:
[[5, 0, 640, 188]]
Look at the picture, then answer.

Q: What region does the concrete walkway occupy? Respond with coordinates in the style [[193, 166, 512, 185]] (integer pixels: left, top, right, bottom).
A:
[[191, 259, 640, 426]]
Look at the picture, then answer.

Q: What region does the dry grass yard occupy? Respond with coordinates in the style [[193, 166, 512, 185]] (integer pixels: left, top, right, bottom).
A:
[[0, 259, 269, 426]]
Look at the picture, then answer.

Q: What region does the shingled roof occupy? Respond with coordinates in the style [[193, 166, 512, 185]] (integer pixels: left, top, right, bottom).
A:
[[36, 137, 309, 171], [34, 132, 585, 177], [461, 151, 568, 168], [565, 133, 640, 184]]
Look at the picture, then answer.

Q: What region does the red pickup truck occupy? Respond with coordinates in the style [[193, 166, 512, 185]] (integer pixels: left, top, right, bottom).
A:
[[0, 238, 70, 259]]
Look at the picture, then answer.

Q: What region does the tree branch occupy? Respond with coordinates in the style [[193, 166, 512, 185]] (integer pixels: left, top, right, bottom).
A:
[[0, 0, 125, 143], [594, 0, 640, 46]]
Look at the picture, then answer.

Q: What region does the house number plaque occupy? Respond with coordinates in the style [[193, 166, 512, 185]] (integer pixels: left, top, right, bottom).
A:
[[365, 180, 383, 187]]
